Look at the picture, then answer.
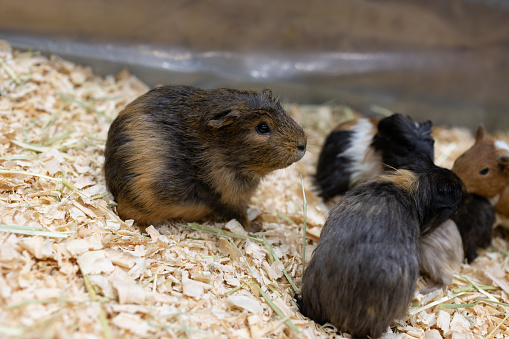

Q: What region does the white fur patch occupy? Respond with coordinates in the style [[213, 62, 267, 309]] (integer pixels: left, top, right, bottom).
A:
[[495, 139, 509, 152], [418, 219, 463, 289], [339, 118, 383, 185], [490, 194, 500, 205]]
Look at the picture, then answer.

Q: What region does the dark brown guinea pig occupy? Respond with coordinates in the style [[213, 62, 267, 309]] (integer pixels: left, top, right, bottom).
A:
[[104, 85, 307, 232], [451, 193, 496, 263], [299, 154, 464, 338]]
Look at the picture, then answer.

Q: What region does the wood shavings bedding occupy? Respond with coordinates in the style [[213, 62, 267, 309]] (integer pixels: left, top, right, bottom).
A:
[[1, 41, 509, 339]]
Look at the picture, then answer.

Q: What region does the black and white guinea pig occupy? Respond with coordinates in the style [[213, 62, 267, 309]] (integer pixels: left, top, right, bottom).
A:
[[314, 113, 434, 199], [451, 193, 496, 263], [299, 154, 464, 338]]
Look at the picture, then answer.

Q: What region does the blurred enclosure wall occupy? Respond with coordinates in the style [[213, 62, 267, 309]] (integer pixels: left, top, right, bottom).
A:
[[1, 0, 508, 130]]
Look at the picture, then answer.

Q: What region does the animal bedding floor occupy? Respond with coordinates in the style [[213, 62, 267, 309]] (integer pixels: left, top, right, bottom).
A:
[[1, 41, 509, 339]]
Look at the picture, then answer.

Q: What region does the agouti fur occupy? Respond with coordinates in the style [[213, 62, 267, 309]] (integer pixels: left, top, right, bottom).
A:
[[104, 85, 307, 231]]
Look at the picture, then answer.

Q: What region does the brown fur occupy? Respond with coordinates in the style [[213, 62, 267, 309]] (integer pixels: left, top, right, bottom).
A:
[[452, 125, 509, 227], [105, 85, 307, 231], [378, 169, 417, 194], [452, 125, 509, 199], [496, 187, 509, 220], [332, 117, 380, 133]]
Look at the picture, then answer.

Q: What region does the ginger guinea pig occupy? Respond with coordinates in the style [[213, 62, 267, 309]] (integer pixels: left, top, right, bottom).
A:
[[452, 125, 509, 227], [314, 113, 434, 199], [104, 85, 307, 232], [299, 155, 464, 338]]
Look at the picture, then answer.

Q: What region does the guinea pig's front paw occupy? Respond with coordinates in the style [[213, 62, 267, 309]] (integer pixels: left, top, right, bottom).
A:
[[419, 284, 443, 295], [244, 220, 262, 233]]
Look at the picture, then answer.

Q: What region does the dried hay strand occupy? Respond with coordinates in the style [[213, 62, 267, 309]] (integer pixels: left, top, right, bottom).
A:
[[1, 40, 509, 339]]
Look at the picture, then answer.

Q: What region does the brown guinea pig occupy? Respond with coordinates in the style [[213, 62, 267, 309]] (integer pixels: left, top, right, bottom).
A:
[[452, 125, 509, 213], [104, 85, 307, 232], [452, 125, 509, 228]]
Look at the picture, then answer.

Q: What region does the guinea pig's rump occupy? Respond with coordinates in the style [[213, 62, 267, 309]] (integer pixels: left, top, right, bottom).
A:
[[300, 185, 419, 338]]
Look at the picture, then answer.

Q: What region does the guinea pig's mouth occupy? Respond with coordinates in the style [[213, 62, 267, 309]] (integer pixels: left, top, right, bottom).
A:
[[274, 143, 306, 168], [296, 143, 307, 161], [287, 150, 306, 166]]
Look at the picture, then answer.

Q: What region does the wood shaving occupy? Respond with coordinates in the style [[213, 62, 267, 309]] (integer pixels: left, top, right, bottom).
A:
[[1, 41, 509, 338]]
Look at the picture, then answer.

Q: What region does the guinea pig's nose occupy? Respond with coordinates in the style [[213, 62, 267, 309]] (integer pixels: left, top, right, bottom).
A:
[[298, 142, 307, 152], [297, 142, 307, 159]]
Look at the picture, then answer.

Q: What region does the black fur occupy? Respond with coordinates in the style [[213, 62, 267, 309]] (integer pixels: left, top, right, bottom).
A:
[[314, 130, 354, 199], [300, 155, 464, 338], [373, 114, 434, 170], [402, 156, 465, 235], [452, 193, 495, 263]]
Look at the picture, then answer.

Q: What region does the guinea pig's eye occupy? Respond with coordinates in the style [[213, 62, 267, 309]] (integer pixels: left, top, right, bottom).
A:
[[256, 122, 272, 135], [479, 168, 490, 175]]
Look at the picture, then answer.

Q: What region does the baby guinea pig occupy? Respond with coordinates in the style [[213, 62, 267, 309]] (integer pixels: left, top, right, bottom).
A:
[[418, 219, 464, 293], [300, 155, 464, 338], [315, 113, 461, 289], [314, 113, 434, 199], [314, 117, 380, 199], [452, 125, 509, 223], [451, 193, 496, 263], [104, 85, 307, 232]]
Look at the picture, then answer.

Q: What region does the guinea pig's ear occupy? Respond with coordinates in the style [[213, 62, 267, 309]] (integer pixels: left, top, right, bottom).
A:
[[421, 120, 433, 132], [261, 88, 274, 99], [497, 156, 509, 172], [475, 124, 487, 142], [376, 116, 393, 138], [208, 109, 239, 128]]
